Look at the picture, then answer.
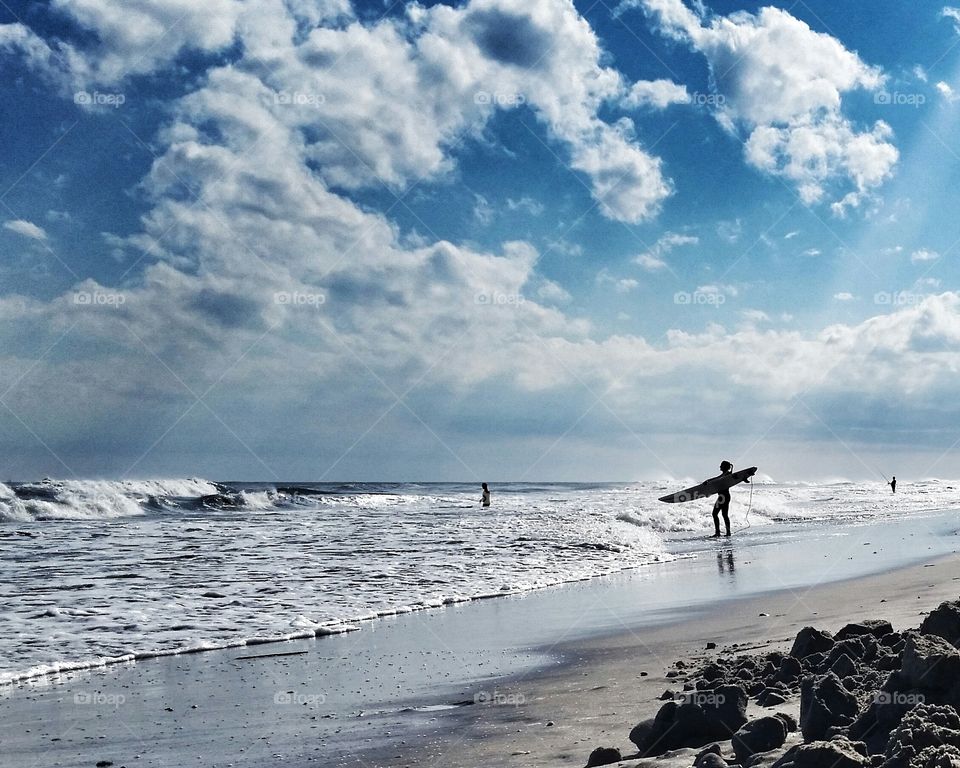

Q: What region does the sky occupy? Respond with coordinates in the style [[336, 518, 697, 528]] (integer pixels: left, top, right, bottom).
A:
[[1, 0, 960, 482]]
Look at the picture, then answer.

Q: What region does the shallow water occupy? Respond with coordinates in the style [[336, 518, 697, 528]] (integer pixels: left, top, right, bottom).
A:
[[2, 477, 956, 684]]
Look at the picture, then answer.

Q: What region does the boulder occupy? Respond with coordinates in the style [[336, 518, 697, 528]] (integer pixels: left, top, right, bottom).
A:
[[585, 746, 621, 767], [836, 620, 895, 641], [900, 632, 960, 691], [771, 737, 869, 768], [791, 627, 835, 659], [800, 673, 861, 742], [830, 653, 858, 680], [774, 656, 803, 684], [920, 601, 960, 647], [694, 744, 726, 767], [882, 703, 960, 768], [732, 716, 788, 764], [630, 686, 748, 756]]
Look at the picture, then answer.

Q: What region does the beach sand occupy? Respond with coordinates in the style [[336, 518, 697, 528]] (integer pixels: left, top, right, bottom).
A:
[[3, 515, 960, 768]]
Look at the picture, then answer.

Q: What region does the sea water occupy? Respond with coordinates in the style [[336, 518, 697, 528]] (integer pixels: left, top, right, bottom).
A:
[[2, 477, 956, 685]]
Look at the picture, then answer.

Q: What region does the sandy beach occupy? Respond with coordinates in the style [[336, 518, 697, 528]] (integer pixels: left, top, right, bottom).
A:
[[4, 510, 960, 768]]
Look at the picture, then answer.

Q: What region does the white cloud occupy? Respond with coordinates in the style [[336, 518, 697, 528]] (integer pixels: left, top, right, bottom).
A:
[[716, 218, 742, 243], [802, 248, 821, 257], [507, 196, 545, 216], [537, 279, 572, 303], [622, 78, 689, 109], [3, 219, 47, 240], [914, 65, 929, 83], [942, 6, 960, 34], [834, 292, 855, 301], [911, 248, 940, 263], [615, 278, 640, 293], [634, 231, 697, 270], [638, 1, 898, 214], [636, 253, 667, 271], [784, 230, 799, 240], [473, 194, 495, 226], [936, 81, 958, 102]]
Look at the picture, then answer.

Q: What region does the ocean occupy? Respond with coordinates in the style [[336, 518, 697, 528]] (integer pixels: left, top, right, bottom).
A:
[[2, 476, 956, 686]]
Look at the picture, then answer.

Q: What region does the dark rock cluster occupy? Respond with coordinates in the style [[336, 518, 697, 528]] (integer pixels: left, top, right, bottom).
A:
[[585, 600, 960, 768]]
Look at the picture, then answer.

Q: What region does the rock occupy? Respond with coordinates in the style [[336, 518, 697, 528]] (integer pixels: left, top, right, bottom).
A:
[[774, 656, 803, 684], [630, 685, 748, 756], [694, 743, 722, 763], [836, 620, 894, 641], [732, 716, 788, 763], [774, 712, 798, 733], [791, 627, 835, 659], [771, 737, 869, 768], [706, 642, 717, 650], [759, 690, 787, 707], [585, 746, 621, 767], [696, 755, 727, 768], [920, 601, 960, 646], [830, 653, 858, 680], [883, 703, 960, 768], [800, 673, 861, 741], [900, 631, 960, 691]]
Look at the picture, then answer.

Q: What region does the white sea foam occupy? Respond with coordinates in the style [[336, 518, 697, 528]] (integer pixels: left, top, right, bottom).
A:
[[0, 478, 955, 685]]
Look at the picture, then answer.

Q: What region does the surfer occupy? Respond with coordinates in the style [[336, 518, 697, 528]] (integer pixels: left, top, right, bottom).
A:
[[480, 482, 491, 507], [889, 476, 896, 493], [712, 460, 738, 538]]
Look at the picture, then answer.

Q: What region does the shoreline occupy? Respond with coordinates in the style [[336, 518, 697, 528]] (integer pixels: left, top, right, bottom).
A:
[[361, 550, 960, 768], [3, 510, 959, 767]]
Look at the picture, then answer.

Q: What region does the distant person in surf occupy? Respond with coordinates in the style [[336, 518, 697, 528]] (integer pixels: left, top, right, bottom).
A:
[[889, 476, 896, 493], [480, 482, 491, 507], [712, 460, 741, 538]]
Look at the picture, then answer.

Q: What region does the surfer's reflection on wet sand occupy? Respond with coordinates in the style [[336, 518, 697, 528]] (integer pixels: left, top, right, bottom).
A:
[[717, 548, 736, 580]]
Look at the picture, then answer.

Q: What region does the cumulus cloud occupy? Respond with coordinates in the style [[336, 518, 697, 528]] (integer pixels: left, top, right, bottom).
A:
[[634, 231, 698, 270], [936, 81, 958, 102], [636, 0, 898, 214], [3, 219, 48, 240], [911, 248, 940, 263], [622, 78, 689, 109]]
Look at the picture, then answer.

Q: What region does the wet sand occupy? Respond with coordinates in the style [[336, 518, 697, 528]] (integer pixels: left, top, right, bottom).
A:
[[2, 511, 959, 768]]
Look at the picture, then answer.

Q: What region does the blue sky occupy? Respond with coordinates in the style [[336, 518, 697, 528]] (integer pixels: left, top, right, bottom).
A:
[[1, 0, 960, 481]]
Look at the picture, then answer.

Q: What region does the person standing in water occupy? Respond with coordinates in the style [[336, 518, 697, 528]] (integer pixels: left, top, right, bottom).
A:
[[889, 476, 897, 493], [712, 460, 738, 538], [480, 482, 491, 507]]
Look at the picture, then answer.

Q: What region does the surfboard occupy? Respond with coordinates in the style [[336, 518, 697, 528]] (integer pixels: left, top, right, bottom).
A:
[[658, 467, 757, 503]]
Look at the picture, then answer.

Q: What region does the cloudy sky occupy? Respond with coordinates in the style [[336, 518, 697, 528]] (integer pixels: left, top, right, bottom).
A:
[[1, 0, 959, 482]]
